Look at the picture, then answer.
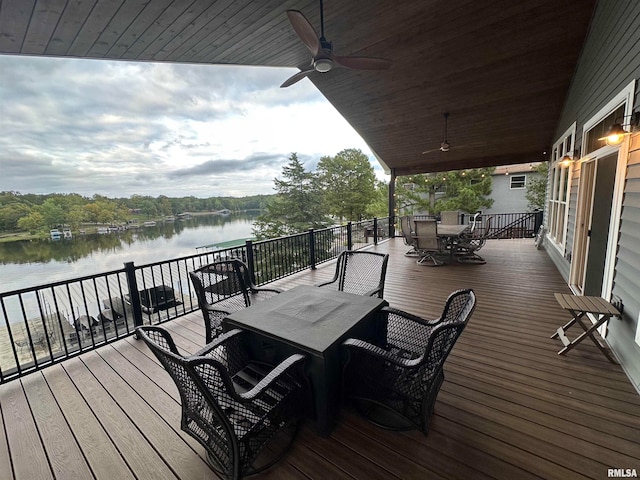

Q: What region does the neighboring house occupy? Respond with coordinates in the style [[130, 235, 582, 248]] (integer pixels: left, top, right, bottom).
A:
[[544, 0, 640, 391], [482, 163, 543, 215]]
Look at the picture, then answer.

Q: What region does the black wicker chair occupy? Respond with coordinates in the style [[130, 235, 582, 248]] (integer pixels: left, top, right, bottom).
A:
[[136, 325, 309, 480], [317, 250, 389, 298], [342, 289, 476, 434], [189, 259, 282, 343]]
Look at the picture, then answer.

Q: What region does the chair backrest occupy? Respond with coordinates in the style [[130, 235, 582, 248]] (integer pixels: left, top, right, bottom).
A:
[[440, 211, 459, 225], [482, 215, 493, 238], [468, 212, 481, 233], [413, 219, 440, 251], [335, 250, 389, 297], [136, 326, 239, 478], [422, 289, 476, 376], [400, 216, 414, 245], [189, 259, 250, 310]]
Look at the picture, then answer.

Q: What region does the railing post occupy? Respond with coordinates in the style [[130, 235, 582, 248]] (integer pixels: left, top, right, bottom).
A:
[[534, 209, 543, 236], [308, 228, 316, 270], [245, 240, 256, 283], [373, 217, 378, 244], [124, 261, 144, 328], [347, 222, 353, 250]]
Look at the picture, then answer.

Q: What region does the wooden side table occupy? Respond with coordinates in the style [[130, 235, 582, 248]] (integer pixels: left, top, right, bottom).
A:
[[552, 293, 620, 363]]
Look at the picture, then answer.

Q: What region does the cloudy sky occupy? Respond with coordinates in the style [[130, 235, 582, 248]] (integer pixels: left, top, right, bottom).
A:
[[0, 55, 386, 199]]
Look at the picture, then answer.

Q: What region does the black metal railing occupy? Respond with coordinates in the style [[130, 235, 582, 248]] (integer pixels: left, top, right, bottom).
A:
[[0, 217, 392, 383], [409, 211, 542, 239]]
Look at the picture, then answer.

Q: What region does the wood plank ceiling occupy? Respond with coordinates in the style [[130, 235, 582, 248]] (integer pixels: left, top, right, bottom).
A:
[[0, 0, 596, 177]]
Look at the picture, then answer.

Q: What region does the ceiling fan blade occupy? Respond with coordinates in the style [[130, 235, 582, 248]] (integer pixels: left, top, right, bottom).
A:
[[287, 10, 321, 57], [333, 55, 392, 70], [280, 68, 314, 88]]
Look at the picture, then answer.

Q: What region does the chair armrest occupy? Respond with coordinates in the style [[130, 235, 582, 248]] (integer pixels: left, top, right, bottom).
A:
[[249, 286, 283, 295], [343, 338, 418, 368], [364, 287, 382, 297], [316, 279, 337, 288], [194, 329, 244, 357], [381, 306, 440, 326], [239, 353, 307, 401]]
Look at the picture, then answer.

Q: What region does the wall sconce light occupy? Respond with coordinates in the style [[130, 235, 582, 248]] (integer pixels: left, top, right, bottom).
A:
[[560, 155, 573, 167], [598, 111, 640, 145]]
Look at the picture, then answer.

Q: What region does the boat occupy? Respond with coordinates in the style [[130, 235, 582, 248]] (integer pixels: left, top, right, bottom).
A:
[[96, 227, 110, 234], [143, 221, 157, 227], [50, 229, 62, 240], [164, 215, 175, 222], [62, 228, 72, 239]]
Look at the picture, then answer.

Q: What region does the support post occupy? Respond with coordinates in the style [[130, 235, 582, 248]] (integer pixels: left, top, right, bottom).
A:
[[347, 222, 353, 251], [388, 169, 396, 237], [308, 228, 316, 270], [124, 261, 143, 328], [245, 240, 256, 284]]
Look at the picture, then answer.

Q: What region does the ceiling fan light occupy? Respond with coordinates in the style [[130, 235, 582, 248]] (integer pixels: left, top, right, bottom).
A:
[[314, 58, 333, 72], [440, 141, 450, 152]]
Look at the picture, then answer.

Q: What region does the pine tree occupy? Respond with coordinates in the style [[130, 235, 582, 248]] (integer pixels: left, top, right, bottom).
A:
[[252, 153, 330, 240]]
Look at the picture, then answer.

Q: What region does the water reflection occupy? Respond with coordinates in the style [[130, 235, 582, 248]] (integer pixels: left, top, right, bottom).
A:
[[0, 213, 256, 293]]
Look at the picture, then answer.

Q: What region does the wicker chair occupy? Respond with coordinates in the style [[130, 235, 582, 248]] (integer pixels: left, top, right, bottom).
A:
[[136, 325, 309, 480], [342, 289, 476, 434], [317, 250, 389, 298], [455, 215, 493, 264], [189, 259, 282, 343]]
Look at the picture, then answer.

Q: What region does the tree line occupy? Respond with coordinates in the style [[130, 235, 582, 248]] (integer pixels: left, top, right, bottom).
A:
[[0, 191, 272, 235]]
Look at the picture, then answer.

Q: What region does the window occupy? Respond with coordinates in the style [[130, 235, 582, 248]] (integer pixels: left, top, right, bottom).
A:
[[510, 175, 526, 189], [547, 123, 576, 249]]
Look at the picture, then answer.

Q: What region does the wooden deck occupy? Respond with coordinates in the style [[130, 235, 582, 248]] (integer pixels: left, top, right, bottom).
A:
[[1, 238, 639, 480]]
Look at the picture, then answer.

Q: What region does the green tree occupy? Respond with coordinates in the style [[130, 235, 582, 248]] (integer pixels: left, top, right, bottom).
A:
[[0, 202, 32, 231], [17, 211, 45, 234], [316, 148, 377, 221], [365, 180, 389, 218], [397, 168, 495, 215], [252, 153, 330, 240], [39, 198, 67, 227], [526, 162, 548, 210]]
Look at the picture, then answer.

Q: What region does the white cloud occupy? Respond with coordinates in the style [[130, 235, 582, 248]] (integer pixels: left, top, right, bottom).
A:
[[0, 56, 388, 198]]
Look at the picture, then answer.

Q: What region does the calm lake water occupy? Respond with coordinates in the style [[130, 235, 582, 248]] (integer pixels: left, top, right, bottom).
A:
[[0, 213, 256, 294]]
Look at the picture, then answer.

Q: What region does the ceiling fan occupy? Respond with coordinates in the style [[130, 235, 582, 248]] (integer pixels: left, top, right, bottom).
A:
[[422, 113, 453, 154], [280, 0, 392, 88], [422, 112, 484, 154]]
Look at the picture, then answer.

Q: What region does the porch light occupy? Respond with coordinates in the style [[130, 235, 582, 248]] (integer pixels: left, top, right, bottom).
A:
[[598, 112, 640, 145], [560, 155, 573, 167]]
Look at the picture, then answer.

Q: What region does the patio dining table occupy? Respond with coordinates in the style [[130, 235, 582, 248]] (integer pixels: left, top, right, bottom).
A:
[[437, 223, 470, 261], [223, 284, 388, 436]]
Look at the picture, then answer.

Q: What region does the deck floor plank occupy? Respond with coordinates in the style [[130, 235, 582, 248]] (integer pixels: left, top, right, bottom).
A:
[[42, 363, 136, 479], [1, 378, 53, 480], [21, 372, 93, 480], [2, 238, 640, 479]]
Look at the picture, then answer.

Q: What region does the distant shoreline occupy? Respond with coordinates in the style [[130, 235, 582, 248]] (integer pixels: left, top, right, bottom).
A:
[[0, 210, 257, 245]]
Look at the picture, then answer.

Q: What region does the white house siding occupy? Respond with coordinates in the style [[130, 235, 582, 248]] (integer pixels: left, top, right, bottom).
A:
[[547, 0, 640, 390]]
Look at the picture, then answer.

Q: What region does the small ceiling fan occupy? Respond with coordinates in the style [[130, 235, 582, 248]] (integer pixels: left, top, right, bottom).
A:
[[422, 112, 452, 154], [280, 0, 392, 88]]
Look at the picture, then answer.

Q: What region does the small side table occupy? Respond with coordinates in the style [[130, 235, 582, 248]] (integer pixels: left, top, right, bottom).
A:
[[552, 293, 619, 363]]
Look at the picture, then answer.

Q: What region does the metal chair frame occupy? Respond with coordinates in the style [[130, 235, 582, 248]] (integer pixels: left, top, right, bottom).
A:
[[317, 250, 389, 298], [342, 289, 476, 435], [136, 325, 310, 480], [189, 259, 281, 343]]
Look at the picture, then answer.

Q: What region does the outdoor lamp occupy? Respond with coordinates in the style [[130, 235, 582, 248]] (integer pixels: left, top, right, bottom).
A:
[[598, 112, 640, 145], [560, 155, 573, 167]]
